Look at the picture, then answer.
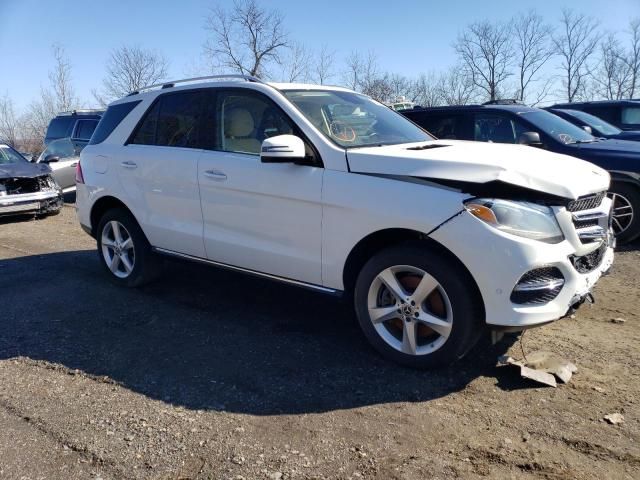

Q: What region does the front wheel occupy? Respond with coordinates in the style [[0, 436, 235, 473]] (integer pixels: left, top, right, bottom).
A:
[[608, 183, 640, 245], [354, 246, 483, 368]]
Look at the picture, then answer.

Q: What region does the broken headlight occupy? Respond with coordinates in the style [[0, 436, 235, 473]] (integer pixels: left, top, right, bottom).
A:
[[39, 175, 59, 191], [464, 198, 564, 244]]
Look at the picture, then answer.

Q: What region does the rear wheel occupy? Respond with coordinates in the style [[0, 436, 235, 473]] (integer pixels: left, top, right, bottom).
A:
[[96, 208, 160, 287], [608, 183, 640, 244], [354, 246, 483, 368]]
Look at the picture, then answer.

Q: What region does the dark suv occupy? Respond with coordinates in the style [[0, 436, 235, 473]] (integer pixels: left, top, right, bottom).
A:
[[44, 110, 104, 150], [550, 100, 640, 131], [402, 101, 640, 244]]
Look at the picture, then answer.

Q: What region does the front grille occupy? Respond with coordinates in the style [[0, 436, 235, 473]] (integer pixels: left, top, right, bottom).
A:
[[571, 244, 607, 274], [567, 192, 606, 212], [510, 267, 565, 305], [0, 176, 43, 195]]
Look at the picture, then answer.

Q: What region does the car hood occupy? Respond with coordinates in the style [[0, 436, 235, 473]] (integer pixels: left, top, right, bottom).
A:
[[0, 161, 52, 180], [612, 131, 640, 142], [569, 138, 640, 154], [346, 140, 610, 200]]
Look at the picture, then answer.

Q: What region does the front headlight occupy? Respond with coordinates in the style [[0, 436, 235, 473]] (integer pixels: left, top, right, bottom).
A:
[[464, 198, 564, 244]]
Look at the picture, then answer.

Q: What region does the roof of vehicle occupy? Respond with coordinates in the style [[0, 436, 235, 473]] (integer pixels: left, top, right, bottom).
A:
[[403, 103, 540, 114], [551, 99, 640, 107], [55, 109, 104, 117], [111, 75, 357, 106]]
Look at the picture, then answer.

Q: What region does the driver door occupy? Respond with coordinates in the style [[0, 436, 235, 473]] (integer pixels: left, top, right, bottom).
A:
[[198, 89, 324, 285]]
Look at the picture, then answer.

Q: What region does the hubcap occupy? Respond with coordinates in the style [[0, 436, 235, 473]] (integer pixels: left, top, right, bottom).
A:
[[607, 192, 633, 236], [367, 265, 453, 356], [101, 220, 135, 279]]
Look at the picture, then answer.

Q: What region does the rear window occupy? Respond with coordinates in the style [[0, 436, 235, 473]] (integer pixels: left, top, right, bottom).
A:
[[46, 117, 75, 140], [89, 101, 141, 145], [74, 119, 99, 141], [622, 106, 640, 126]]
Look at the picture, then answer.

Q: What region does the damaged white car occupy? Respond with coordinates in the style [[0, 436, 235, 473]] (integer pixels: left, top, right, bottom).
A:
[[76, 77, 614, 368]]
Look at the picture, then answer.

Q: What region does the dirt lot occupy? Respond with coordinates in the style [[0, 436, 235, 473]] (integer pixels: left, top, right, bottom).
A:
[[1, 205, 639, 480]]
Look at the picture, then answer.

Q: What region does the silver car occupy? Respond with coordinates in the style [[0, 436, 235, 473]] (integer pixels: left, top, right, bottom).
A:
[[36, 137, 79, 192]]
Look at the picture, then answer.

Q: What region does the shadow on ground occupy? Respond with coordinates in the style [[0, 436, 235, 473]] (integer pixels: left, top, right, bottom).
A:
[[0, 249, 530, 414]]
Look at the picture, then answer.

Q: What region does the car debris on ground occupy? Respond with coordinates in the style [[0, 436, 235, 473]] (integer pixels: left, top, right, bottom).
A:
[[498, 351, 578, 387]]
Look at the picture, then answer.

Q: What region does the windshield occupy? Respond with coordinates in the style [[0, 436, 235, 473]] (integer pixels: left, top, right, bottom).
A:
[[520, 110, 596, 144], [0, 145, 27, 164], [282, 90, 433, 148], [561, 109, 621, 135]]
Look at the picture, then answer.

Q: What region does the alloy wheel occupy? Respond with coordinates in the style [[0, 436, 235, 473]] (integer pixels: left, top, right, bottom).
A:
[[367, 265, 453, 356], [608, 192, 634, 236], [101, 220, 135, 279]]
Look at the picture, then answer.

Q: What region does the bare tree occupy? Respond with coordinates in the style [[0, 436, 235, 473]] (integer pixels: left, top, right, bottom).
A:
[[279, 41, 311, 82], [592, 34, 633, 99], [49, 44, 77, 112], [553, 9, 600, 102], [313, 45, 336, 85], [387, 74, 411, 102], [438, 66, 477, 105], [95, 46, 169, 104], [0, 94, 20, 147], [409, 72, 443, 107], [342, 51, 363, 91], [455, 20, 513, 101], [622, 19, 640, 98], [24, 44, 79, 143], [512, 11, 555, 102], [203, 0, 288, 78]]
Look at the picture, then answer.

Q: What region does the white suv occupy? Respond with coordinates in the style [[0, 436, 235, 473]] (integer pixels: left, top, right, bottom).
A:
[[76, 75, 614, 368]]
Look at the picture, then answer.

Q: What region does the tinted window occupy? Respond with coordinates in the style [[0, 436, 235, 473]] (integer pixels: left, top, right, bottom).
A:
[[583, 106, 618, 124], [74, 119, 99, 141], [622, 107, 640, 126], [131, 92, 204, 148], [217, 91, 294, 155], [425, 115, 462, 139], [474, 113, 529, 143], [38, 138, 76, 161], [46, 117, 74, 140], [561, 109, 621, 135], [90, 101, 141, 145]]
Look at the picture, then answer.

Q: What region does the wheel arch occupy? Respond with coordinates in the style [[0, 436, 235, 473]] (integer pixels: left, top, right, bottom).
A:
[[90, 196, 140, 238], [341, 228, 485, 319]]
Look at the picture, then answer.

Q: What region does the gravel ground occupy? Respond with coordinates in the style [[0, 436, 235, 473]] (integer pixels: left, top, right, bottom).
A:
[[0, 206, 639, 479]]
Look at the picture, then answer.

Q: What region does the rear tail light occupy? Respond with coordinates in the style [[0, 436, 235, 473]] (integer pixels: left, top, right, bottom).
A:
[[75, 160, 85, 184]]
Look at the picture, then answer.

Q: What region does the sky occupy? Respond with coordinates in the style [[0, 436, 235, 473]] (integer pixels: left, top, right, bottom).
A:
[[0, 0, 639, 111]]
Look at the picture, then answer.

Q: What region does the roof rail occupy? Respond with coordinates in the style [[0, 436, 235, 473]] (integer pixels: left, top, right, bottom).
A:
[[127, 74, 264, 96], [57, 109, 104, 116]]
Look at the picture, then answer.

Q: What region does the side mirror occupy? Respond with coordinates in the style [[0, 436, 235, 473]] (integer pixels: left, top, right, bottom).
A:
[[582, 125, 593, 135], [43, 155, 60, 163], [260, 135, 306, 164], [518, 131, 542, 146]]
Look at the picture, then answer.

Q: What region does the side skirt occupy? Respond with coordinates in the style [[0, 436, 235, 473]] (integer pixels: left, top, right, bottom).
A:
[[152, 247, 343, 297]]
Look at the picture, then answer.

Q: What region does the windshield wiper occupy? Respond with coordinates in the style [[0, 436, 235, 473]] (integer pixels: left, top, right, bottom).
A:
[[406, 144, 449, 150]]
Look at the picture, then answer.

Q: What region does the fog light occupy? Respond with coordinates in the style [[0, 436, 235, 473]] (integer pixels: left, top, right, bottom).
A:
[[510, 267, 565, 305]]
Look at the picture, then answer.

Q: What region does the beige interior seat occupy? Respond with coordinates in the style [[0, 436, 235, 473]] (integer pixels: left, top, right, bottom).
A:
[[224, 108, 261, 154]]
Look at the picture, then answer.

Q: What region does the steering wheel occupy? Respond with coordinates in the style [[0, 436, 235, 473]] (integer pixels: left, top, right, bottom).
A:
[[329, 121, 356, 143]]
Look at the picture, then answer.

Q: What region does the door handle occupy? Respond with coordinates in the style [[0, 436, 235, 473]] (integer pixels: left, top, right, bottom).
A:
[[120, 161, 137, 169], [203, 169, 227, 181]]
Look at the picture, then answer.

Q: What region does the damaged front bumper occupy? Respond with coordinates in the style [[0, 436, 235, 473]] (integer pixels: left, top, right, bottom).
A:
[[429, 206, 614, 330], [0, 189, 64, 216]]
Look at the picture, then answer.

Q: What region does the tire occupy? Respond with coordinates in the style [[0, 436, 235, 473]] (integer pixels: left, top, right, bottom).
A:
[[354, 245, 484, 368], [96, 208, 160, 287], [608, 183, 640, 245]]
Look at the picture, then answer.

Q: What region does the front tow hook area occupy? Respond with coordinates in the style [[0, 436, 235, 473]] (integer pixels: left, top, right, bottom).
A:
[[563, 292, 595, 318]]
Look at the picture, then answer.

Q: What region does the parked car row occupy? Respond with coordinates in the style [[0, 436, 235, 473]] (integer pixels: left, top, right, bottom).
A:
[[401, 100, 640, 244]]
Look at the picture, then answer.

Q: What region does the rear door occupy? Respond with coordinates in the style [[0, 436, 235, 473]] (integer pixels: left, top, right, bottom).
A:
[[117, 90, 206, 258], [197, 88, 324, 284]]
